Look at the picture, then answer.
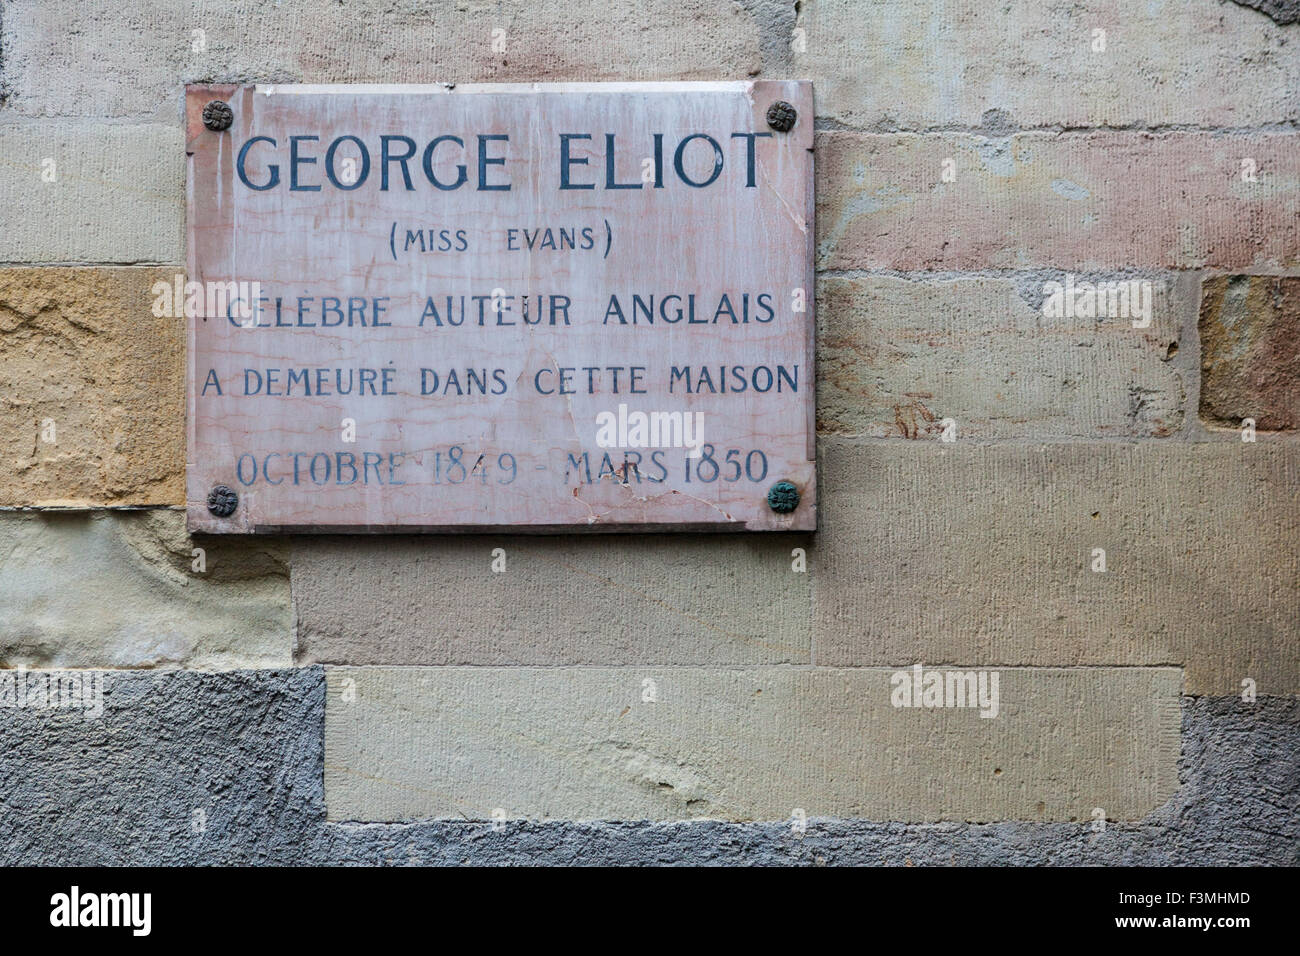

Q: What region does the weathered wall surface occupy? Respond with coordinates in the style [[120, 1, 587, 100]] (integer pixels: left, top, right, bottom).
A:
[[0, 669, 1294, 864], [1, 0, 1297, 863]]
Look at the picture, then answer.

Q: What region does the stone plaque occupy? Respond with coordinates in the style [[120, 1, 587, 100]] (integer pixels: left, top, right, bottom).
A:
[[186, 82, 814, 532]]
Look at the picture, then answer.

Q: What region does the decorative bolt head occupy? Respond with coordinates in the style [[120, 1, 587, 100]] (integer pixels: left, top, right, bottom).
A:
[[766, 100, 797, 133], [766, 480, 800, 514], [207, 484, 239, 517], [202, 100, 234, 132]]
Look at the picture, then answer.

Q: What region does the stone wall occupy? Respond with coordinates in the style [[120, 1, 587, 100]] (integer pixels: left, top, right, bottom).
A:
[[1, 0, 1296, 863]]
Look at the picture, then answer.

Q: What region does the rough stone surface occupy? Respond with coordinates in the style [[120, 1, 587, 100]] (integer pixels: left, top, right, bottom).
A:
[[0, 0, 761, 120], [323, 666, 1180, 823], [1199, 275, 1300, 431], [793, 0, 1300, 129], [813, 440, 1300, 696], [817, 132, 1300, 272], [0, 122, 183, 263], [1, 667, 1294, 865], [0, 268, 184, 505], [818, 273, 1187, 439], [0, 510, 290, 669], [293, 535, 811, 665], [1232, 0, 1300, 25]]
